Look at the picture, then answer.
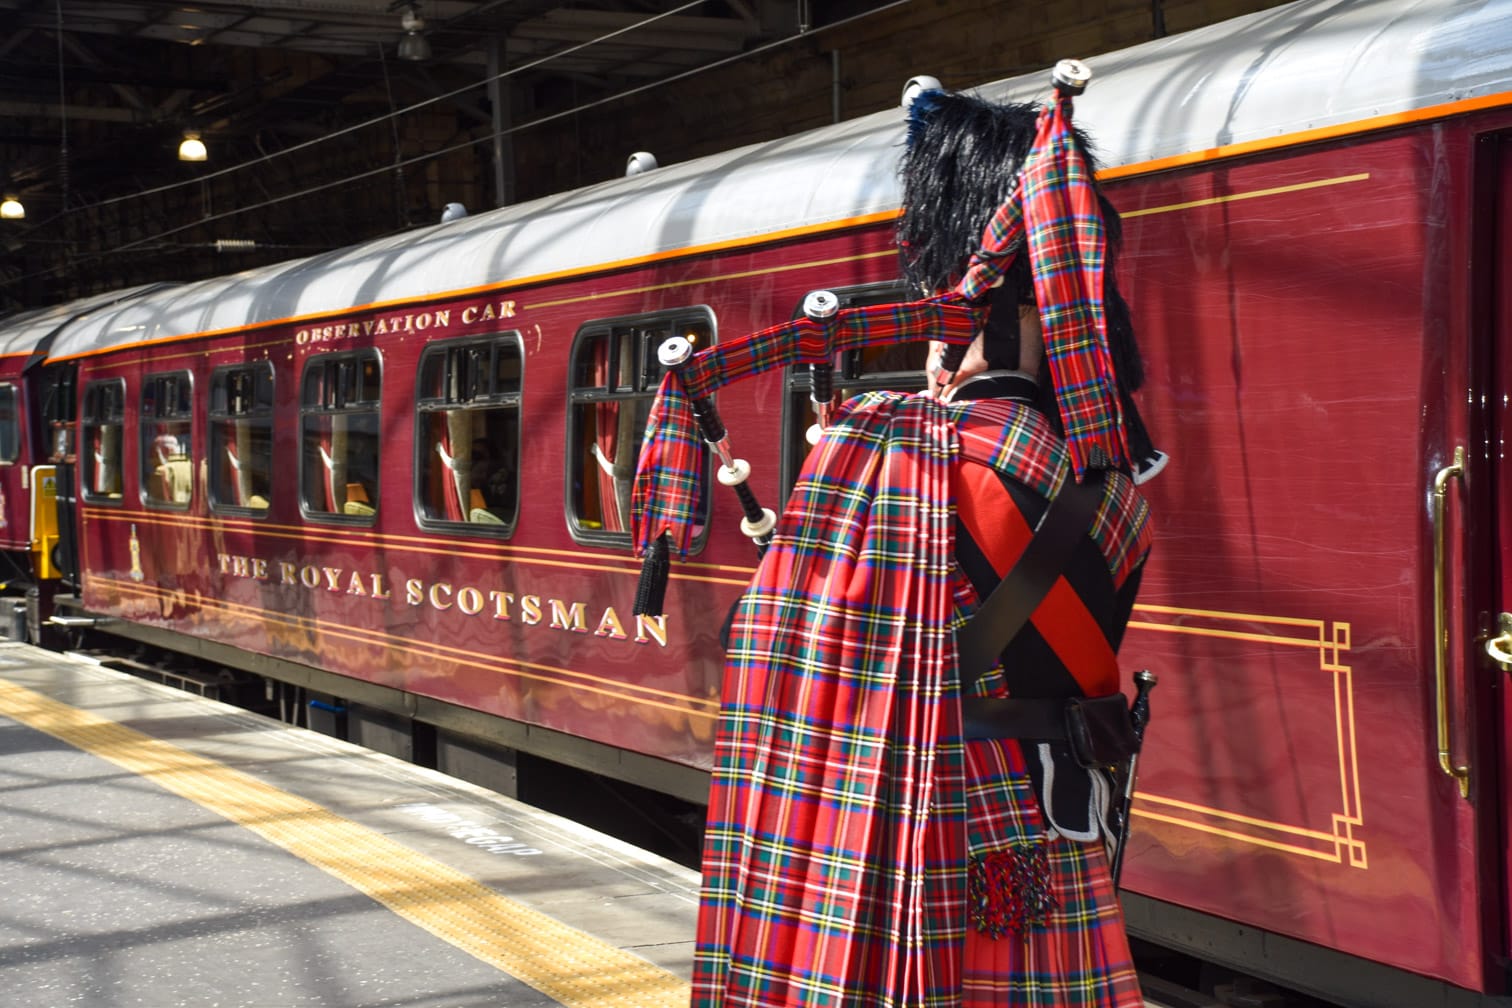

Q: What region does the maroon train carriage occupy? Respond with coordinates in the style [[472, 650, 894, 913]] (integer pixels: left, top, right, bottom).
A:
[[0, 286, 170, 628], [10, 0, 1512, 1004]]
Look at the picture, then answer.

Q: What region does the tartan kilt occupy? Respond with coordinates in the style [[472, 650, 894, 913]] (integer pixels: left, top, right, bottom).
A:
[[690, 394, 1149, 1008], [962, 737, 1143, 1008]]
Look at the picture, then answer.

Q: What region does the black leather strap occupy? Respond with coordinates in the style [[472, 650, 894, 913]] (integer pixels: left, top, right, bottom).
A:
[[959, 696, 1069, 741], [955, 468, 1108, 693]]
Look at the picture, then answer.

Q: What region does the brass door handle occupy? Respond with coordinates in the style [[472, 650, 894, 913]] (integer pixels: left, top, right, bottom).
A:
[[1488, 612, 1512, 671], [1432, 447, 1470, 798]]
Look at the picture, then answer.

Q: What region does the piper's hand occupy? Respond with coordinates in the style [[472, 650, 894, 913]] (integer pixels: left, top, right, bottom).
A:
[[926, 341, 949, 397]]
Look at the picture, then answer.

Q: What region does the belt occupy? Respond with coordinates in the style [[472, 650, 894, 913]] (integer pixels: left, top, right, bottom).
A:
[[959, 696, 1070, 741]]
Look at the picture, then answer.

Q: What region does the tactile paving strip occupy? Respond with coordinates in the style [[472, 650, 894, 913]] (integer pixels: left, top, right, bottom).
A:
[[0, 674, 692, 1008]]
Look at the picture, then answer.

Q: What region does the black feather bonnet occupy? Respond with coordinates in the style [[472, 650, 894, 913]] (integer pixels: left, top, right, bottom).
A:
[[896, 87, 1159, 473]]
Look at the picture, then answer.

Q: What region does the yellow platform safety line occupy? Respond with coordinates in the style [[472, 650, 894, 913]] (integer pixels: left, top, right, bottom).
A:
[[0, 675, 691, 1008]]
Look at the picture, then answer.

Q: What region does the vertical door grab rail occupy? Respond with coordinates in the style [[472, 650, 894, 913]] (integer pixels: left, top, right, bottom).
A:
[[1432, 445, 1471, 798]]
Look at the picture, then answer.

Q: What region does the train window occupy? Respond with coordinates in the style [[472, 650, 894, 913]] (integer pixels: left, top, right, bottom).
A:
[[300, 351, 381, 523], [209, 363, 274, 515], [414, 334, 523, 533], [779, 281, 926, 498], [0, 384, 19, 463], [141, 371, 195, 508], [566, 309, 713, 548], [81, 380, 125, 502]]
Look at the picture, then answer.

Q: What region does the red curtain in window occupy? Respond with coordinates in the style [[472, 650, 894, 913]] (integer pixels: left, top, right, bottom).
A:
[[224, 438, 245, 507], [592, 339, 625, 532], [223, 425, 259, 508], [91, 428, 105, 494], [235, 422, 256, 505], [435, 412, 466, 522], [318, 427, 341, 512]]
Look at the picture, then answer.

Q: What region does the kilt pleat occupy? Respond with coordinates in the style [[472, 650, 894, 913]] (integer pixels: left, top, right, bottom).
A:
[[693, 394, 1149, 1008]]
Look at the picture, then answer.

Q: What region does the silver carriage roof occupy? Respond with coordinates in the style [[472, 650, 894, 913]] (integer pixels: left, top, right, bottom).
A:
[[43, 0, 1512, 361], [0, 285, 168, 358]]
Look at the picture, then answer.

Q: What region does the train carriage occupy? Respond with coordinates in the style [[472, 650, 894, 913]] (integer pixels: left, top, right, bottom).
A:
[[0, 286, 169, 601], [12, 0, 1512, 1004]]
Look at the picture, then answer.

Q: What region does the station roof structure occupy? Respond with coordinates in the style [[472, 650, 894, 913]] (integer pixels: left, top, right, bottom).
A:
[[0, 0, 830, 305]]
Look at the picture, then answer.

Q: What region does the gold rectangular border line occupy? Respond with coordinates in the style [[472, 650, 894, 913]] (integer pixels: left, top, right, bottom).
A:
[[1125, 604, 1365, 869]]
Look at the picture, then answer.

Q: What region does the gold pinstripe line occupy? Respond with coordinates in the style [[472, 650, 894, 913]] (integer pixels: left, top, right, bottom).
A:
[[1131, 791, 1346, 843], [46, 243, 899, 364], [524, 249, 898, 310], [91, 575, 721, 719], [0, 675, 692, 1008], [88, 509, 759, 585], [1120, 173, 1370, 218], [1097, 90, 1512, 181]]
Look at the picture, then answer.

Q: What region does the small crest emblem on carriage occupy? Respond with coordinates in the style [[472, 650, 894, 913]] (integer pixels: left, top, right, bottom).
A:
[[129, 524, 144, 582]]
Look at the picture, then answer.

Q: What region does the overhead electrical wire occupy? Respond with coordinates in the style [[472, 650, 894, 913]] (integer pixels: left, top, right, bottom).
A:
[[49, 0, 712, 215], [8, 0, 913, 283]]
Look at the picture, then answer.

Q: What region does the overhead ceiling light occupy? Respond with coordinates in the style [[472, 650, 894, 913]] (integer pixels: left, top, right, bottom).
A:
[[178, 131, 207, 162], [398, 5, 431, 61], [0, 197, 23, 220]]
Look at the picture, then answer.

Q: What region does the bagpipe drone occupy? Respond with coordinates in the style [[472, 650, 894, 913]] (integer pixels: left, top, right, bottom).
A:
[[630, 59, 1165, 617]]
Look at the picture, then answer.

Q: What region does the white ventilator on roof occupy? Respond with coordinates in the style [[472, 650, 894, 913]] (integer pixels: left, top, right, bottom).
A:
[[625, 152, 659, 176], [41, 0, 1512, 361]]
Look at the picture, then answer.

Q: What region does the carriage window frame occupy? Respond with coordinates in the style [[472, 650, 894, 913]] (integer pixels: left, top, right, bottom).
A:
[[778, 281, 926, 499], [80, 379, 127, 505], [413, 333, 524, 536], [565, 307, 714, 550], [139, 370, 195, 511], [299, 349, 382, 525], [208, 362, 275, 517], [0, 382, 21, 465]]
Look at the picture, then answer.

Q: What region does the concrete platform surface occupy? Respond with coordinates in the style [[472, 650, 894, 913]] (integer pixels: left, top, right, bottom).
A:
[[0, 642, 699, 1008]]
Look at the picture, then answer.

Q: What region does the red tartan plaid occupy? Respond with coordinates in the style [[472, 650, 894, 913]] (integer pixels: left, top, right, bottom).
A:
[[657, 78, 1147, 1008], [691, 393, 1149, 1008], [961, 738, 1142, 1008], [956, 93, 1128, 478], [632, 295, 984, 558], [1023, 93, 1128, 477], [633, 88, 1129, 563], [692, 392, 967, 1008]]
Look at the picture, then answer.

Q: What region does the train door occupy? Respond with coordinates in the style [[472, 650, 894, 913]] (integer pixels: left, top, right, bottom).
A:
[[1490, 129, 1512, 988], [40, 363, 79, 589]]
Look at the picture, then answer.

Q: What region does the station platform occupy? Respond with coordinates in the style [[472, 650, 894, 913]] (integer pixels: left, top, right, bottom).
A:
[[0, 640, 1191, 1008], [0, 641, 699, 1008]]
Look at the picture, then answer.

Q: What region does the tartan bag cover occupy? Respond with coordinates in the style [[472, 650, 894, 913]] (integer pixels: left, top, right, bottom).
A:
[[632, 296, 985, 560]]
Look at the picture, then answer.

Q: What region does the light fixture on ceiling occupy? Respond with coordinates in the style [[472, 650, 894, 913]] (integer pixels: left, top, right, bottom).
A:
[[398, 6, 431, 62], [0, 196, 24, 220], [178, 131, 208, 162]]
